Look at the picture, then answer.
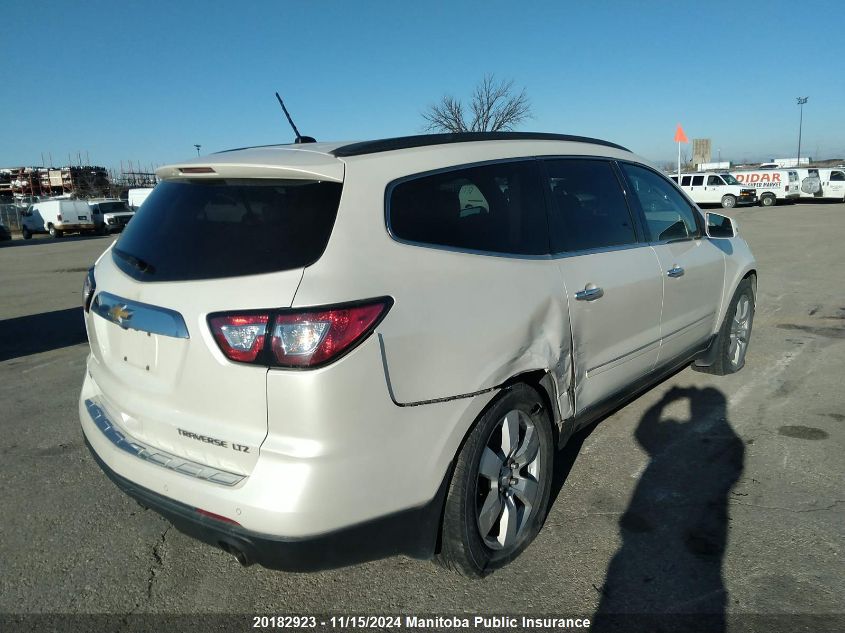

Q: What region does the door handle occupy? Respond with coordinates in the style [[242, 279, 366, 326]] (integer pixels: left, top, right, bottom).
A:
[[667, 265, 685, 278], [575, 283, 604, 301]]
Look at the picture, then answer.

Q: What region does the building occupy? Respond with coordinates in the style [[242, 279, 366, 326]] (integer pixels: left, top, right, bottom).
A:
[[692, 139, 712, 169]]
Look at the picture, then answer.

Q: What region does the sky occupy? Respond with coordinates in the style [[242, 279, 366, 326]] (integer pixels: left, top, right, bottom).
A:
[[1, 0, 841, 171]]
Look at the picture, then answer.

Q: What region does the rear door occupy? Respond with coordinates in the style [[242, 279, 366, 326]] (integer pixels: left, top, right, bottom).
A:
[[66, 201, 93, 226], [86, 177, 342, 474], [619, 163, 725, 364], [543, 158, 662, 413]]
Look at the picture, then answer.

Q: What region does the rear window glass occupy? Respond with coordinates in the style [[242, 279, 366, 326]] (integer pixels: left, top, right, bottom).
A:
[[388, 160, 548, 255], [113, 179, 341, 281]]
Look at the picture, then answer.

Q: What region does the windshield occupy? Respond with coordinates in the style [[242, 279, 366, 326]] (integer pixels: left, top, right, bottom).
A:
[[721, 174, 740, 185], [99, 201, 130, 213], [113, 179, 342, 282]]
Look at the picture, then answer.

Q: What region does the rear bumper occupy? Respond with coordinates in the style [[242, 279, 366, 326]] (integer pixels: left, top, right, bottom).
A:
[[57, 223, 96, 231], [85, 433, 447, 571]]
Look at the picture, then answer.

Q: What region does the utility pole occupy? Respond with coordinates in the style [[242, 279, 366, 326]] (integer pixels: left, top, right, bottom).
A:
[[796, 97, 808, 168]]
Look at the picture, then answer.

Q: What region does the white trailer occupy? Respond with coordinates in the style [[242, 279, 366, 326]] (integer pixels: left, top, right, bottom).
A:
[[128, 187, 155, 209]]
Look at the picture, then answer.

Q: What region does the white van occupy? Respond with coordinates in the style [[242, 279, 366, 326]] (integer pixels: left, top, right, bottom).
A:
[[88, 199, 135, 234], [20, 199, 96, 239], [668, 172, 757, 208], [730, 169, 800, 206], [795, 168, 845, 201], [128, 187, 155, 210]]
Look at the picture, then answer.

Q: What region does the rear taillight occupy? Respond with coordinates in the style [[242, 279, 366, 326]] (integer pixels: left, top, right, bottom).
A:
[[208, 314, 268, 363], [208, 298, 392, 369], [82, 267, 96, 312]]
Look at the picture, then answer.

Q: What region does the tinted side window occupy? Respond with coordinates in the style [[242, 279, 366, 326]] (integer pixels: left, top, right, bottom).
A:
[[389, 160, 548, 255], [830, 171, 845, 181], [544, 159, 636, 252], [681, 176, 692, 186], [620, 163, 701, 242], [692, 175, 704, 186], [707, 175, 723, 185]]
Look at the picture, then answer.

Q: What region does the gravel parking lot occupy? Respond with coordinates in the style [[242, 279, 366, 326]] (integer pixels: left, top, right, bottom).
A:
[[1, 205, 842, 627]]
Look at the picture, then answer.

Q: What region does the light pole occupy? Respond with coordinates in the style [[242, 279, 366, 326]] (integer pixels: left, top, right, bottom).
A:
[[194, 144, 201, 156], [796, 97, 808, 167]]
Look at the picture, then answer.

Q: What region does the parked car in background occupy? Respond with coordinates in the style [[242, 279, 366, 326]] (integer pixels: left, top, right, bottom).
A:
[[795, 168, 845, 201], [127, 187, 155, 210], [731, 169, 800, 206], [88, 199, 135, 233], [20, 199, 95, 239], [81, 133, 757, 577], [0, 220, 11, 241], [668, 172, 757, 208]]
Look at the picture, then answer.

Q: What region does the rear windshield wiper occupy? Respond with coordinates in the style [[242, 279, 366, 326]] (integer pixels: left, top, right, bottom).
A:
[[114, 248, 156, 275]]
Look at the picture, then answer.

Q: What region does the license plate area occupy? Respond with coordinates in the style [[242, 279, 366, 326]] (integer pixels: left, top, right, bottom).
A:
[[118, 328, 158, 372]]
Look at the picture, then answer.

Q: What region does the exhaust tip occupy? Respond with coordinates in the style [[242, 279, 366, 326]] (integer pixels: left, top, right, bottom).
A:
[[219, 541, 253, 567]]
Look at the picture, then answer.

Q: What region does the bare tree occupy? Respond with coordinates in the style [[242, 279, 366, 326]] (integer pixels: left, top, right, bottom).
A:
[[423, 74, 531, 133]]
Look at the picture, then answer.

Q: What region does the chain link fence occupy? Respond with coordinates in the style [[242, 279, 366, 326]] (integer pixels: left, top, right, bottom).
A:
[[0, 204, 23, 230]]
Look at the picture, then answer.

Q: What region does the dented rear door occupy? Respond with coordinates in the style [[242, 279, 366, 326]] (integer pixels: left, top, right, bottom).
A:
[[543, 158, 663, 414]]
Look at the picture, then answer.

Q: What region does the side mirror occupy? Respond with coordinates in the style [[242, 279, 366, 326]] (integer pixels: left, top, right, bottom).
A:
[[706, 212, 736, 238]]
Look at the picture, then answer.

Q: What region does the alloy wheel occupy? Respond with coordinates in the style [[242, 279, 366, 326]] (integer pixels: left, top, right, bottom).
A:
[[729, 294, 752, 367], [475, 409, 542, 551]]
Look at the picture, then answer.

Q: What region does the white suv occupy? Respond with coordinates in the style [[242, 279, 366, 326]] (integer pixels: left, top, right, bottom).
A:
[[80, 133, 757, 576]]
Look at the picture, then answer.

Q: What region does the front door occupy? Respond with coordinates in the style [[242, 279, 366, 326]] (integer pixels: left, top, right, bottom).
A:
[[703, 174, 725, 204], [619, 163, 726, 363]]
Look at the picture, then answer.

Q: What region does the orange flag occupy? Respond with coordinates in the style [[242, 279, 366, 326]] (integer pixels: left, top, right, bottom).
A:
[[674, 124, 688, 143]]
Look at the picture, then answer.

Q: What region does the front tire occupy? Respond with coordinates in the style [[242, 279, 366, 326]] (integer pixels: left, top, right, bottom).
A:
[[697, 278, 755, 375], [22, 226, 32, 240], [436, 384, 554, 577], [721, 195, 737, 209]]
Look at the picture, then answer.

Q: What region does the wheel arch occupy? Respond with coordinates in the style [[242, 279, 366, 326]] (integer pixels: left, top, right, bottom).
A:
[[430, 373, 558, 555]]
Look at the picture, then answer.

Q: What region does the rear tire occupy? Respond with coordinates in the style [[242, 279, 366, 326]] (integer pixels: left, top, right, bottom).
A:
[[22, 226, 32, 240], [48, 225, 62, 238], [760, 194, 776, 207], [436, 384, 553, 577], [696, 278, 755, 375], [721, 195, 737, 209]]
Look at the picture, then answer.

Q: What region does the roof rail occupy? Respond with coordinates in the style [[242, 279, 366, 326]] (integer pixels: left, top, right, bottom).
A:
[[331, 132, 629, 157]]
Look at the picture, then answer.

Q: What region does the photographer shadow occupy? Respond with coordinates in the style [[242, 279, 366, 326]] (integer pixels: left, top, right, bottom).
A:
[[592, 386, 744, 632]]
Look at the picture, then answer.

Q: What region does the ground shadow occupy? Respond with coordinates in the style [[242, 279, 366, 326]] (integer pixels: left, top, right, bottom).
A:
[[0, 307, 87, 361], [590, 386, 744, 632]]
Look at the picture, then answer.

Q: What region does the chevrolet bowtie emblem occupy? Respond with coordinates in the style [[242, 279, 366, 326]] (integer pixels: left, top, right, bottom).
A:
[[109, 304, 133, 327]]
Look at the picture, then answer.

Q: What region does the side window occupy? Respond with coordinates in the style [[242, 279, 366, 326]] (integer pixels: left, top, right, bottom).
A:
[[830, 171, 845, 182], [544, 159, 636, 252], [707, 175, 723, 185], [620, 163, 701, 242], [681, 176, 692, 186], [691, 175, 704, 186], [388, 160, 548, 255]]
